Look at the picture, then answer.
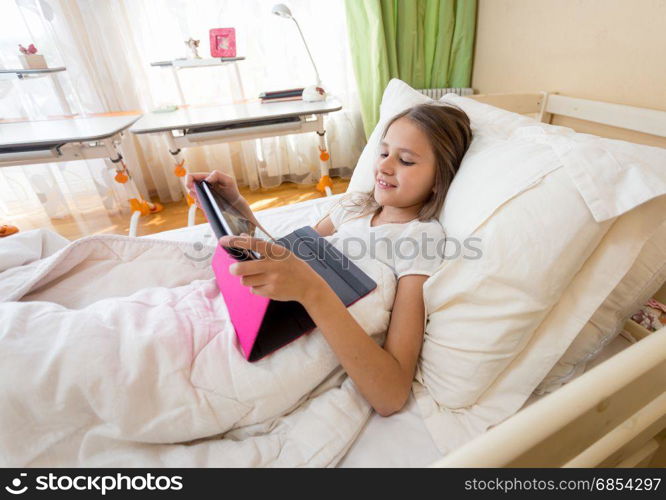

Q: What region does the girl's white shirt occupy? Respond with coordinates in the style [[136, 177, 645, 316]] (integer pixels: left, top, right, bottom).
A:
[[324, 194, 445, 279]]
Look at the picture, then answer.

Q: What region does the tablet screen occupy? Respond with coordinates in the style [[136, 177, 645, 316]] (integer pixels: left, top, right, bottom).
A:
[[197, 180, 260, 260]]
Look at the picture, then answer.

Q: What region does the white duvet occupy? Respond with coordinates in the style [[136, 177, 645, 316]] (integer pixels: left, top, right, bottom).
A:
[[0, 229, 396, 467]]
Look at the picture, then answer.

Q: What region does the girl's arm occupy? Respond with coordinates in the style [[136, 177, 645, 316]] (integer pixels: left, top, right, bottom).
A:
[[303, 273, 427, 416], [313, 215, 335, 237]]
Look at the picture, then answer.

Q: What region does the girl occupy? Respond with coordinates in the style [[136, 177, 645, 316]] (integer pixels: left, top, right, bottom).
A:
[[186, 103, 472, 416]]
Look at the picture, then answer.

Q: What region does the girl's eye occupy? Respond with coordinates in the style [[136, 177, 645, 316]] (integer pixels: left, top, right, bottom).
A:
[[379, 152, 414, 165]]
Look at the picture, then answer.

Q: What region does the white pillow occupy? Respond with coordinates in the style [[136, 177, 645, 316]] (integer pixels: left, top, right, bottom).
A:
[[419, 165, 613, 409], [348, 80, 550, 193], [438, 93, 666, 398], [536, 210, 666, 394], [414, 193, 665, 454], [413, 107, 666, 454]]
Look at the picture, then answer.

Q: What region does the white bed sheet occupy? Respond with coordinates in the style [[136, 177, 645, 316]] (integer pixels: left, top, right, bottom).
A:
[[142, 195, 634, 467]]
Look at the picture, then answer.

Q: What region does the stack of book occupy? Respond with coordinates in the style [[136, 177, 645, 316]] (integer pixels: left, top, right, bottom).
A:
[[259, 88, 304, 103]]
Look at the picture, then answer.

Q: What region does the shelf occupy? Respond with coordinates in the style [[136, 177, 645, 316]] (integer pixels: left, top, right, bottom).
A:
[[0, 67, 66, 81], [150, 57, 245, 69]]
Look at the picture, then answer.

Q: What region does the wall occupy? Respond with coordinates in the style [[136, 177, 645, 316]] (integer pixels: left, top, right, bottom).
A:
[[471, 0, 666, 147]]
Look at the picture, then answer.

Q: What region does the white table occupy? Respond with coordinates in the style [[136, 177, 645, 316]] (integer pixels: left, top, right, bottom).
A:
[[0, 115, 154, 237], [130, 97, 342, 226], [0, 67, 72, 116]]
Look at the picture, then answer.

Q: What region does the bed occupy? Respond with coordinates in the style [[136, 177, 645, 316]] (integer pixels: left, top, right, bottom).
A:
[[143, 86, 666, 468], [143, 198, 642, 468], [2, 89, 663, 468]]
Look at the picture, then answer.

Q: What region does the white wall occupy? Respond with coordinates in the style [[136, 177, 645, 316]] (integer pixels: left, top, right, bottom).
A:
[[471, 0, 666, 147]]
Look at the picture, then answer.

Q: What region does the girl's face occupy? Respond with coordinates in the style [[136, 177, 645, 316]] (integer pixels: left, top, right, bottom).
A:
[[373, 117, 436, 209]]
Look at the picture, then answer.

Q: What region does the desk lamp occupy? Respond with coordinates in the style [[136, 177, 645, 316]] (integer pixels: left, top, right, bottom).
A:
[[271, 3, 327, 102]]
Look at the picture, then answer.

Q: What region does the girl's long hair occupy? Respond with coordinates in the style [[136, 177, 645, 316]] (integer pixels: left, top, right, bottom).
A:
[[333, 102, 473, 224]]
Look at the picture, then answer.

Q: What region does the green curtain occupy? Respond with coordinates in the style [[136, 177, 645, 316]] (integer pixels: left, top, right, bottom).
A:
[[344, 0, 477, 139]]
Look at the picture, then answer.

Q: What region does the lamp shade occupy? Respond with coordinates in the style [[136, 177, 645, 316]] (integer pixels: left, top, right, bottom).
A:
[[271, 4, 293, 19]]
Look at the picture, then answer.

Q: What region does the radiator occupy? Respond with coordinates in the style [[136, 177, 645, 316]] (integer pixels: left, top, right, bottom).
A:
[[416, 87, 474, 99]]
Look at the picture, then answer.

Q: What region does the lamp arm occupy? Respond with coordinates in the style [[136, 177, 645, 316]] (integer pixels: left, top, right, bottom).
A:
[[291, 17, 321, 86]]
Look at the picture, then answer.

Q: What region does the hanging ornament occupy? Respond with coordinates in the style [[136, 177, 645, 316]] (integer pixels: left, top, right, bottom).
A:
[[174, 160, 186, 177], [114, 160, 130, 183], [318, 146, 330, 162], [114, 170, 128, 183]]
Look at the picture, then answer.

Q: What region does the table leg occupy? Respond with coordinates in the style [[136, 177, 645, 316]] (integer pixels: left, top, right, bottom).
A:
[[231, 61, 246, 101], [315, 116, 333, 197], [49, 72, 74, 116], [103, 138, 163, 237], [164, 132, 197, 226], [171, 67, 187, 107]]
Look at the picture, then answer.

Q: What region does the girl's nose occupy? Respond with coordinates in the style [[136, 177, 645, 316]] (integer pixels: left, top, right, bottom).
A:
[[378, 156, 395, 175]]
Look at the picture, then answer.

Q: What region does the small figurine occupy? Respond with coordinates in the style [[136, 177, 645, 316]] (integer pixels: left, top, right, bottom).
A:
[[184, 38, 201, 59], [18, 43, 38, 55], [18, 43, 47, 69]]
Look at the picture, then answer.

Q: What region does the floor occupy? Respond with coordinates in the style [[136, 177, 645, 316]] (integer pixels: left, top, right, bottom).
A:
[[11, 177, 350, 241]]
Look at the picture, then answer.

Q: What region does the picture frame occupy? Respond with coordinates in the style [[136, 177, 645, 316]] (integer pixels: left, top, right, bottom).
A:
[[209, 28, 236, 58]]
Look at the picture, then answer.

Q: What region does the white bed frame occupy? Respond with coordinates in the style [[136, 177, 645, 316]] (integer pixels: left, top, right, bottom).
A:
[[431, 92, 666, 468]]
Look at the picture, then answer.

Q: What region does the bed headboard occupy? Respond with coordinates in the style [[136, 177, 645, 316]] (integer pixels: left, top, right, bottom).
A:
[[469, 92, 666, 148]]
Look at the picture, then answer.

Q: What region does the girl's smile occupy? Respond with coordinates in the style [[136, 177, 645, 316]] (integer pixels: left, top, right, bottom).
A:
[[376, 177, 397, 189]]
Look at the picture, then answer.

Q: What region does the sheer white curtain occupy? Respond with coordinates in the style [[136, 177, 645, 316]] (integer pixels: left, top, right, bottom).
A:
[[0, 0, 365, 232], [0, 0, 144, 232]]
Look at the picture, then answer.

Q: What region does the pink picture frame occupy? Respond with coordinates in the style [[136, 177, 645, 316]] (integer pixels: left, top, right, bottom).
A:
[[209, 28, 237, 58]]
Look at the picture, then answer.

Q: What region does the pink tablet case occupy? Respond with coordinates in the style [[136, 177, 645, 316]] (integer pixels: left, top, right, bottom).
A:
[[212, 245, 270, 360], [212, 243, 321, 361]]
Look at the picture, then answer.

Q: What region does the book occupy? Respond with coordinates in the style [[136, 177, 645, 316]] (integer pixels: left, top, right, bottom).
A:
[[260, 95, 303, 104], [259, 88, 304, 99]]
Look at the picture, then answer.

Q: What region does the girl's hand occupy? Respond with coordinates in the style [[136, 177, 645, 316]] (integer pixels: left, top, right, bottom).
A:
[[187, 170, 264, 233], [219, 234, 326, 304], [186, 170, 242, 210]]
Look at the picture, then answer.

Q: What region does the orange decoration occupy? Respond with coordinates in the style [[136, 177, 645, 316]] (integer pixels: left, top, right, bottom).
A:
[[0, 224, 20, 237], [316, 175, 333, 193], [129, 198, 151, 216], [148, 201, 164, 214], [129, 199, 164, 216], [186, 193, 195, 206], [318, 146, 330, 162], [174, 160, 186, 177], [114, 171, 128, 183]]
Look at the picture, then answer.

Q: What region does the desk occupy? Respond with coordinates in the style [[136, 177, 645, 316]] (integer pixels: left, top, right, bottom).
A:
[[130, 97, 342, 226], [0, 115, 158, 237]]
